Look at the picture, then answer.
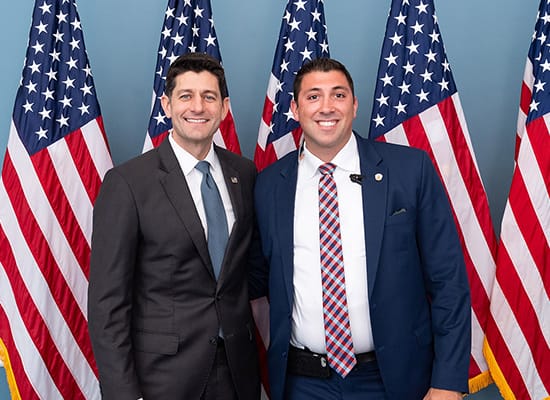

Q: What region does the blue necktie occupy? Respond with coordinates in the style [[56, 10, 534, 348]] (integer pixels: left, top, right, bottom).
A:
[[195, 160, 228, 280]]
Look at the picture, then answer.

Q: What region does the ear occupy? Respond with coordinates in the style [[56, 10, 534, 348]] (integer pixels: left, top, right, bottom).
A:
[[353, 96, 358, 119], [160, 94, 172, 118], [290, 99, 300, 122], [221, 97, 230, 119]]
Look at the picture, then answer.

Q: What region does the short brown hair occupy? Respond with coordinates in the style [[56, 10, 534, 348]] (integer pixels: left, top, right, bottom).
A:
[[293, 58, 355, 101], [164, 52, 228, 98]]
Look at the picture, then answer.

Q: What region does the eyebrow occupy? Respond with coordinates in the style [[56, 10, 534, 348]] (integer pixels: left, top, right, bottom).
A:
[[175, 88, 220, 96], [303, 85, 351, 94]]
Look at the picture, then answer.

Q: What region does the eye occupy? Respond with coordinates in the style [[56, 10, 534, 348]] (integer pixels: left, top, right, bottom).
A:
[[179, 93, 191, 100], [335, 92, 346, 99], [204, 94, 217, 102], [307, 94, 319, 101]]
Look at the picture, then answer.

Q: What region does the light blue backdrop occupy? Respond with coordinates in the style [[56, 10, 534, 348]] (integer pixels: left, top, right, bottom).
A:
[[0, 1, 540, 399]]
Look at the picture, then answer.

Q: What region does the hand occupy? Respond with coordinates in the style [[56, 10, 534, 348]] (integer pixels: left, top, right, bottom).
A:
[[423, 388, 463, 400]]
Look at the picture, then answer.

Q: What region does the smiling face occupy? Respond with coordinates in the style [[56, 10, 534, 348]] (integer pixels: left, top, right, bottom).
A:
[[161, 70, 229, 159], [291, 69, 358, 162]]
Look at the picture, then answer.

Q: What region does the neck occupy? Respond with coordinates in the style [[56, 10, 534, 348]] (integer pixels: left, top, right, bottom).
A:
[[305, 144, 340, 163], [171, 132, 212, 160]]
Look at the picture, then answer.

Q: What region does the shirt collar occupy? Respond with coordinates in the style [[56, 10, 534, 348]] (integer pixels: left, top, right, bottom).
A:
[[300, 133, 359, 178], [168, 132, 219, 176]]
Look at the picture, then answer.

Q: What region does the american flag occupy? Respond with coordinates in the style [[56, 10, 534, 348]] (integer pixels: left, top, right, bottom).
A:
[[0, 0, 112, 399], [251, 1, 329, 397], [483, 1, 550, 398], [253, 0, 330, 171], [369, 0, 498, 392], [143, 0, 241, 154]]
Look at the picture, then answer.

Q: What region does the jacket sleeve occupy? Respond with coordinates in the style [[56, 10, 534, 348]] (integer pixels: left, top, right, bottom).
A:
[[87, 168, 142, 400], [248, 169, 273, 301], [416, 152, 471, 393]]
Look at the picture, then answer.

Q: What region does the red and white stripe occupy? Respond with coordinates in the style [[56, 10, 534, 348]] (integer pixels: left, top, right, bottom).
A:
[[0, 117, 112, 400], [250, 296, 271, 399], [253, 73, 303, 399], [380, 93, 499, 390], [254, 72, 302, 172], [484, 57, 550, 400]]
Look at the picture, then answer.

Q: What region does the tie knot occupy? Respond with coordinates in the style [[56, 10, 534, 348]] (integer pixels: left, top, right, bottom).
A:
[[195, 160, 211, 175], [319, 162, 336, 176]]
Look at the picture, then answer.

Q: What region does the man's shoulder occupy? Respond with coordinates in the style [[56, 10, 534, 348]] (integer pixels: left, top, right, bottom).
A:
[[215, 145, 256, 172], [100, 145, 166, 192], [357, 134, 425, 158], [257, 150, 298, 181], [110, 147, 159, 176]]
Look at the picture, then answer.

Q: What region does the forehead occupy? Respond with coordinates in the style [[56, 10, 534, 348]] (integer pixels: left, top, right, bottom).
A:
[[299, 70, 351, 92], [172, 70, 220, 92]]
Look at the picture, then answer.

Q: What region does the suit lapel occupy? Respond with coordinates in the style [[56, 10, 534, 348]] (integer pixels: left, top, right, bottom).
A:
[[156, 139, 214, 278], [275, 153, 299, 308], [216, 148, 242, 236], [357, 135, 387, 299], [215, 147, 242, 283]]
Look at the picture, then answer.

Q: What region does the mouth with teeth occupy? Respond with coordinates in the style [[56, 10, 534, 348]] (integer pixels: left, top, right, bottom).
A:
[[317, 120, 337, 127], [184, 118, 208, 123]]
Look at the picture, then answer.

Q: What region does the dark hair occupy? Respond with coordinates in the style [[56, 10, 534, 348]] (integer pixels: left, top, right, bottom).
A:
[[293, 57, 355, 101], [164, 52, 228, 98]]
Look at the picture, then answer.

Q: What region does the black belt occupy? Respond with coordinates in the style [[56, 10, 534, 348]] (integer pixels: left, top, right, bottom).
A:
[[287, 345, 376, 378]]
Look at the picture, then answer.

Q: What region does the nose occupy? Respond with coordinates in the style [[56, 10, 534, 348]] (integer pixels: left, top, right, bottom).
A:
[[320, 96, 335, 113], [190, 96, 204, 112]]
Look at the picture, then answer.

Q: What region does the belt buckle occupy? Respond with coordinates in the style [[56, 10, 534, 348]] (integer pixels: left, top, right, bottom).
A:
[[288, 346, 331, 378], [316, 354, 327, 368], [321, 356, 327, 368], [310, 351, 330, 378]]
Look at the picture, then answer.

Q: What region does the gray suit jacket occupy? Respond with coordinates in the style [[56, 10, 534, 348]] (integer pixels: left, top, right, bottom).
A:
[[88, 139, 262, 399]]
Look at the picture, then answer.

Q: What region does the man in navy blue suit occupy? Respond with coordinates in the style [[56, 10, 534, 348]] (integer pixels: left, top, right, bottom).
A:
[[251, 58, 471, 400]]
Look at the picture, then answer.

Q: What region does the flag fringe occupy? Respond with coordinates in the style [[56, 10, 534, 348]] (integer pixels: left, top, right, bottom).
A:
[[468, 370, 493, 394], [0, 338, 21, 400], [483, 338, 516, 400]]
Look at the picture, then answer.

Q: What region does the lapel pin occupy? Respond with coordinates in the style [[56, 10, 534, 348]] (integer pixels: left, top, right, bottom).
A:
[[375, 173, 383, 182], [230, 177, 239, 184]]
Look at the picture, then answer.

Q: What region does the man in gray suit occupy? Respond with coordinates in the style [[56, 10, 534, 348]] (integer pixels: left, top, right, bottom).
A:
[[88, 53, 262, 400]]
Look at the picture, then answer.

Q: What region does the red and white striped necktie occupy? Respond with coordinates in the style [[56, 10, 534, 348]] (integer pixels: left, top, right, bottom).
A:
[[318, 162, 357, 377]]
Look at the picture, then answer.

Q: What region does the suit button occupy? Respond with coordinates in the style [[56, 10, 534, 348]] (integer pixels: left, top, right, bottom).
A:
[[209, 337, 218, 345], [216, 295, 222, 301], [282, 352, 287, 359]]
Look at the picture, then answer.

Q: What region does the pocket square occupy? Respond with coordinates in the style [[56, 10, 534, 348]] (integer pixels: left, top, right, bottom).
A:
[[391, 208, 407, 216]]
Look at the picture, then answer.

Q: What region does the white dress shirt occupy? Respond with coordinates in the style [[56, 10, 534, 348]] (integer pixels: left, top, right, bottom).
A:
[[168, 134, 235, 237], [291, 134, 374, 354]]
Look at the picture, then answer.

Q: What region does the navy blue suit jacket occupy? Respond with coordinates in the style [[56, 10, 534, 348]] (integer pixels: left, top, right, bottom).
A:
[[252, 134, 471, 400]]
